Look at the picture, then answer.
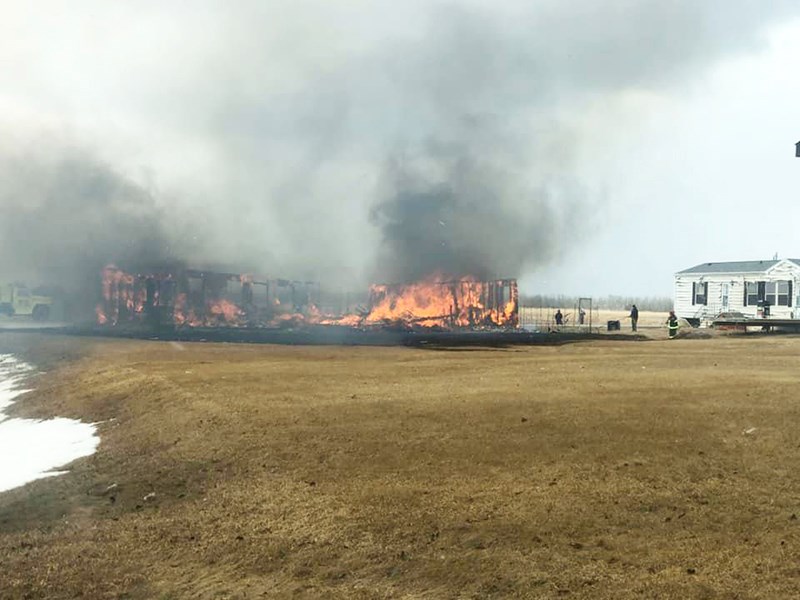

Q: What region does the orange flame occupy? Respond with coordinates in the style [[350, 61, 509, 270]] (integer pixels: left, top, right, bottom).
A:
[[324, 274, 518, 329], [96, 265, 137, 325], [207, 298, 244, 324]]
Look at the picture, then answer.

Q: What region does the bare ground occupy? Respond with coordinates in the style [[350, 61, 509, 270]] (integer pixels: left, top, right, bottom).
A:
[[2, 333, 800, 599]]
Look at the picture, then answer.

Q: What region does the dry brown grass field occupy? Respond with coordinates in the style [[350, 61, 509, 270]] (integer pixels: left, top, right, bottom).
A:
[[2, 332, 800, 598], [519, 308, 669, 332]]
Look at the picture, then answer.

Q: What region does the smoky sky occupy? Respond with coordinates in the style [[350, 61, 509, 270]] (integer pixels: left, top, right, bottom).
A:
[[0, 147, 194, 291], [1, 0, 798, 288]]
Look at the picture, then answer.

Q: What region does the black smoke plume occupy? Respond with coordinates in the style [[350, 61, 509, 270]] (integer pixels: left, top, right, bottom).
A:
[[370, 141, 585, 282]]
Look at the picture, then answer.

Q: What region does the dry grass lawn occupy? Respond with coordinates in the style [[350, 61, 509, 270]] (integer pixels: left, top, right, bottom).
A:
[[2, 333, 800, 598], [519, 308, 670, 332]]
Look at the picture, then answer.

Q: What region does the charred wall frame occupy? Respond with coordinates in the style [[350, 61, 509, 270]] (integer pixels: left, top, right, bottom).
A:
[[98, 266, 320, 327]]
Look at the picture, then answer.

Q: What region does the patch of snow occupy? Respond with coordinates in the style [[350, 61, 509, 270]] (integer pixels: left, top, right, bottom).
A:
[[0, 354, 99, 493]]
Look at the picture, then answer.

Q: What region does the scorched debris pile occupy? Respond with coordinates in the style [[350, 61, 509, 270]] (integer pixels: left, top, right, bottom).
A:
[[96, 266, 519, 331]]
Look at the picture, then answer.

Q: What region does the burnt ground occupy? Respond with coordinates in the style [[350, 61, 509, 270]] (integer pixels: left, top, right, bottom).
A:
[[1, 333, 800, 598]]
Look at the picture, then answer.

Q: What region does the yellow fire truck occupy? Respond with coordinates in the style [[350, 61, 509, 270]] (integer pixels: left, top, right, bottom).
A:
[[0, 283, 52, 320]]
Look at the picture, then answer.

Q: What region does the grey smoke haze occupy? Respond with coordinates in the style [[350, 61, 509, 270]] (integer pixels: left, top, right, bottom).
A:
[[1, 0, 798, 289], [0, 146, 194, 300]]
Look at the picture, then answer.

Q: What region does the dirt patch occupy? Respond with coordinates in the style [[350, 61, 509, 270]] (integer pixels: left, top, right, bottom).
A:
[[2, 334, 800, 598]]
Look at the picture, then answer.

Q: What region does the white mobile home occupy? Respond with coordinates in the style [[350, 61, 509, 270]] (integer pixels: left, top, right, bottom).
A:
[[674, 259, 800, 325]]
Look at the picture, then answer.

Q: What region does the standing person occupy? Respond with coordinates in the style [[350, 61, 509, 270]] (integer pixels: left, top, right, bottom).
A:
[[554, 309, 563, 326], [630, 304, 639, 332], [666, 310, 679, 339]]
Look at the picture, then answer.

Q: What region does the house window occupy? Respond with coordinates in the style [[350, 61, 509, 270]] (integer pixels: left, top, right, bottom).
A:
[[692, 282, 708, 305], [778, 281, 793, 306], [745, 282, 759, 306], [765, 282, 777, 306], [721, 284, 729, 310]]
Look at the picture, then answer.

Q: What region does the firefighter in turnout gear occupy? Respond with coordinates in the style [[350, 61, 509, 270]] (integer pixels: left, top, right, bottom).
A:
[[666, 310, 679, 339]]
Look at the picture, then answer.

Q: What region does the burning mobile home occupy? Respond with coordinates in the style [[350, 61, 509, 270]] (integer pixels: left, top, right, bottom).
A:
[[96, 265, 519, 332], [96, 265, 320, 328], [331, 276, 518, 329]]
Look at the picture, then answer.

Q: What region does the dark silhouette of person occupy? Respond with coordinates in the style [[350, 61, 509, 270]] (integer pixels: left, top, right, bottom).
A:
[[630, 304, 639, 332], [554, 309, 563, 326]]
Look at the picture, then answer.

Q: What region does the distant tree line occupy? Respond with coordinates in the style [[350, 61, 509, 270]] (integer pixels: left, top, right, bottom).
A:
[[520, 294, 673, 312]]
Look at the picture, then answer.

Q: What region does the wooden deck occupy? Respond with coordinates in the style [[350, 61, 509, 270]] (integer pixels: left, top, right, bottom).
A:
[[712, 318, 800, 331]]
